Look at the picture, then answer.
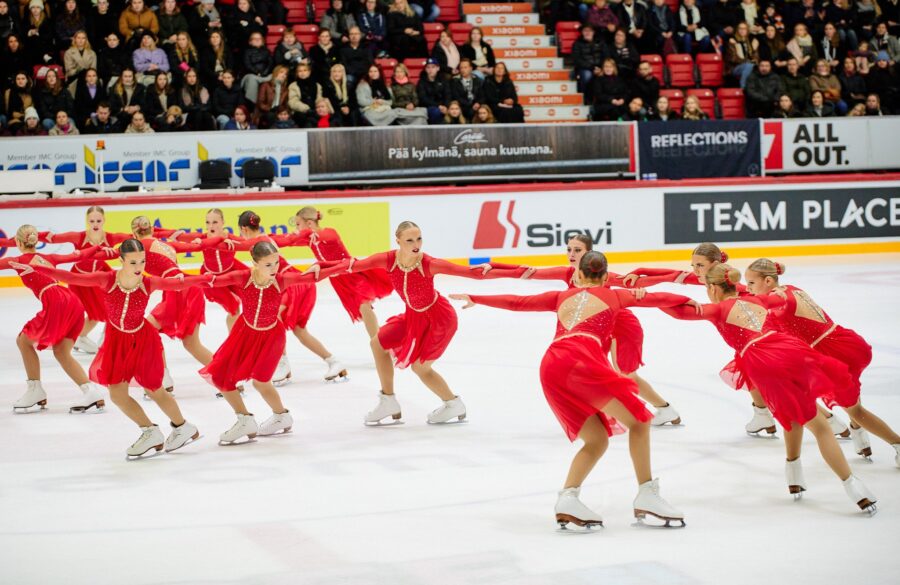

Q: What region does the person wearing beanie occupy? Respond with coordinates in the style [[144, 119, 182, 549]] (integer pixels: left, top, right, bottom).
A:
[[15, 106, 46, 136]]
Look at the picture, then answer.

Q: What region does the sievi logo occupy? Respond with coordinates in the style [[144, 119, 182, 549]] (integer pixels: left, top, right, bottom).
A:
[[473, 201, 612, 249]]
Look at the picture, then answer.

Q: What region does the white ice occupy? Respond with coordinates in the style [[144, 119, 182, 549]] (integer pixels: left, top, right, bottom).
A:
[[0, 254, 898, 585]]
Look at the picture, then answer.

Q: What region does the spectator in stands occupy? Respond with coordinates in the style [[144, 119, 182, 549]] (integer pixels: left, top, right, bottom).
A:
[[484, 62, 524, 124], [442, 100, 466, 124], [310, 29, 342, 85], [738, 0, 763, 36], [158, 0, 188, 47], [55, 0, 84, 49], [257, 0, 287, 27], [387, 0, 427, 62], [609, 27, 639, 78], [708, 0, 742, 46], [803, 89, 834, 116], [199, 30, 233, 89], [273, 106, 296, 128], [340, 27, 372, 86], [133, 32, 170, 86], [472, 103, 496, 124], [179, 67, 215, 130], [143, 70, 174, 125], [864, 92, 884, 115], [648, 0, 677, 55], [168, 31, 201, 88], [119, 0, 159, 45], [591, 58, 628, 121], [227, 0, 265, 50], [630, 60, 660, 113], [681, 94, 709, 120], [390, 62, 428, 125], [431, 29, 461, 79], [872, 21, 900, 64], [72, 67, 107, 129], [311, 96, 343, 127], [88, 1, 117, 49], [0, 1, 21, 44], [847, 102, 866, 115], [758, 25, 789, 71], [758, 2, 785, 36], [64, 30, 97, 82], [417, 58, 449, 123], [410, 0, 440, 24], [274, 28, 307, 70], [49, 109, 79, 134], [613, 0, 651, 53], [572, 25, 604, 101], [649, 94, 680, 120], [459, 27, 495, 79], [839, 56, 867, 107], [678, 0, 711, 55], [746, 59, 784, 116], [818, 0, 855, 47], [324, 63, 356, 125], [2, 34, 29, 90], [808, 57, 847, 114], [854, 0, 880, 42], [24, 0, 55, 65], [786, 23, 817, 74], [781, 57, 810, 110], [99, 32, 130, 89], [193, 0, 224, 42], [450, 58, 484, 119], [255, 64, 290, 128], [321, 0, 356, 45], [35, 68, 73, 130], [83, 101, 121, 133], [820, 22, 845, 70], [585, 0, 619, 44], [158, 104, 188, 131], [16, 106, 46, 135], [853, 39, 877, 74], [288, 61, 321, 127], [773, 93, 800, 117], [358, 0, 387, 58], [124, 109, 154, 132], [784, 0, 824, 38], [3, 71, 33, 131], [109, 68, 145, 124], [356, 62, 396, 126], [725, 21, 760, 88], [883, 0, 900, 36], [241, 31, 273, 103], [212, 69, 243, 128], [865, 52, 898, 112], [619, 96, 647, 121], [224, 104, 256, 129]]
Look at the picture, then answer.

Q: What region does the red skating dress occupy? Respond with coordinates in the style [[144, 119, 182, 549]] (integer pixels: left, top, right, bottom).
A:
[[0, 250, 98, 349], [32, 266, 211, 390], [139, 237, 223, 339], [469, 287, 694, 440], [348, 252, 525, 368], [663, 297, 859, 430], [38, 230, 132, 322], [199, 264, 348, 390], [764, 285, 871, 387], [294, 227, 393, 322]]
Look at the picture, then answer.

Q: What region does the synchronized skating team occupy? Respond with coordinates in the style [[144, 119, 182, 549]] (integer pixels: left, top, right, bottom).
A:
[[2, 206, 898, 530]]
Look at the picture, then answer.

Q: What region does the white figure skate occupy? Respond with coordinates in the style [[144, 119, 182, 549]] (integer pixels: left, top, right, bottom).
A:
[[651, 404, 682, 426], [555, 487, 603, 532], [633, 479, 685, 527], [165, 421, 200, 452], [324, 356, 349, 383], [127, 425, 165, 459], [745, 406, 777, 437], [364, 392, 402, 425], [843, 475, 877, 515], [219, 414, 258, 445], [69, 383, 105, 413], [785, 458, 806, 499], [73, 335, 99, 354], [273, 354, 292, 386], [13, 380, 47, 413], [849, 426, 872, 459], [427, 396, 467, 424], [259, 411, 293, 436], [827, 413, 851, 439]]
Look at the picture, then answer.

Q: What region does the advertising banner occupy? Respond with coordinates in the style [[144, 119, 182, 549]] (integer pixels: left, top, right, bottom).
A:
[[306, 123, 634, 183], [664, 185, 900, 243], [637, 119, 762, 180], [0, 130, 309, 192]]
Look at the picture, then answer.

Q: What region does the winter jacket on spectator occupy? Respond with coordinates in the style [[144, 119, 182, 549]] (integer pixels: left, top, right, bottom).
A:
[[483, 75, 524, 123], [707, 0, 742, 37], [459, 41, 496, 69], [99, 44, 132, 83], [256, 78, 289, 117], [211, 81, 243, 118], [64, 47, 98, 80], [585, 5, 619, 33], [108, 82, 145, 118], [274, 40, 308, 68], [871, 32, 900, 63], [0, 5, 19, 41], [647, 2, 677, 46], [167, 44, 200, 87], [416, 75, 449, 108], [24, 14, 55, 65], [288, 75, 321, 115], [72, 77, 109, 128], [591, 73, 628, 120], [572, 37, 604, 71], [808, 70, 842, 103], [340, 42, 373, 81], [612, 0, 649, 34], [839, 70, 867, 105], [357, 9, 386, 46], [803, 101, 835, 117], [35, 83, 74, 122], [88, 6, 117, 47], [321, 9, 356, 42], [55, 8, 85, 48], [1, 36, 30, 89], [226, 5, 265, 50], [449, 73, 484, 118], [133, 47, 170, 74], [242, 45, 273, 76], [84, 114, 121, 134], [629, 74, 659, 109], [781, 71, 810, 109], [745, 67, 784, 115], [610, 39, 640, 77], [309, 41, 342, 84], [198, 43, 234, 89], [119, 6, 159, 42], [143, 84, 174, 121], [386, 10, 426, 61], [158, 12, 189, 46]]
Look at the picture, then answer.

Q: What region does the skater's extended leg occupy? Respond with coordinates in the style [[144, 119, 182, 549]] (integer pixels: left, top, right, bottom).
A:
[[564, 415, 610, 488], [109, 383, 153, 427], [52, 339, 90, 386], [80, 319, 99, 338], [370, 335, 396, 394], [16, 333, 40, 380], [784, 424, 803, 460], [359, 302, 379, 339], [844, 402, 900, 444], [182, 329, 213, 365], [145, 385, 187, 426], [749, 389, 767, 409], [253, 380, 288, 414], [410, 360, 455, 401], [602, 398, 651, 484], [292, 327, 331, 360], [222, 388, 251, 415], [805, 412, 852, 481]]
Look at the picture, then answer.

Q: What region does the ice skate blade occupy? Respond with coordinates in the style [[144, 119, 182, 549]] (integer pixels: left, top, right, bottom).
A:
[[258, 427, 292, 437], [165, 432, 202, 453], [427, 414, 468, 425], [789, 486, 805, 500], [633, 510, 686, 528], [126, 444, 164, 460], [857, 500, 877, 516], [746, 427, 778, 439], [651, 419, 683, 428], [13, 399, 48, 413], [69, 400, 106, 414], [218, 434, 258, 446], [556, 514, 603, 533], [365, 418, 404, 427], [273, 373, 292, 387], [858, 447, 873, 459], [326, 375, 350, 384], [836, 429, 851, 439]]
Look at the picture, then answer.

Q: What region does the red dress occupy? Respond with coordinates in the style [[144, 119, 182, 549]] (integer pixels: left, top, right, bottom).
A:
[[37, 230, 132, 322], [469, 287, 694, 440], [663, 296, 859, 430], [293, 228, 393, 322], [0, 250, 98, 349], [349, 252, 525, 368], [139, 237, 223, 339], [32, 266, 210, 390], [764, 285, 871, 385], [199, 264, 347, 390]]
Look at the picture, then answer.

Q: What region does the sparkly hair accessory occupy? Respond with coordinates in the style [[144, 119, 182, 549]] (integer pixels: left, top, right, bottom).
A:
[[774, 262, 784, 275], [316, 211, 322, 221], [720, 251, 728, 263], [723, 269, 733, 285]]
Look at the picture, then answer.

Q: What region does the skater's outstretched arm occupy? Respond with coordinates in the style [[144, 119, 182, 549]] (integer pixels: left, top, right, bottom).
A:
[[452, 290, 561, 312], [346, 252, 391, 273], [206, 271, 247, 288], [166, 236, 229, 253], [429, 258, 530, 280], [40, 245, 115, 266], [23, 265, 114, 287], [660, 302, 721, 322], [521, 265, 572, 282], [146, 274, 213, 292], [614, 289, 699, 311], [3, 231, 51, 246]]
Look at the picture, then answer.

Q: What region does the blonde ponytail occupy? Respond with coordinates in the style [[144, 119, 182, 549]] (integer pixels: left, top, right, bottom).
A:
[[693, 242, 728, 264], [15, 225, 39, 249], [130, 215, 153, 238], [705, 263, 742, 292]]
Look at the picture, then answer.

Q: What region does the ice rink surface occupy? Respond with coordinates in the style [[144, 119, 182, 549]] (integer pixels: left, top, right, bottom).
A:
[[0, 254, 898, 585]]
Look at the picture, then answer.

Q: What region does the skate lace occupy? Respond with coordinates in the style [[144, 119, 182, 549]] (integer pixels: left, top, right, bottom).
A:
[[133, 428, 155, 446]]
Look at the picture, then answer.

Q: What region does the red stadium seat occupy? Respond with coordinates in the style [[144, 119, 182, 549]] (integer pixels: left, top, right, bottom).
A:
[[424, 22, 444, 48], [377, 57, 398, 85], [403, 58, 427, 84], [313, 1, 328, 23], [659, 88, 685, 113], [283, 0, 307, 24], [33, 64, 64, 83], [665, 0, 679, 12], [449, 22, 473, 45], [642, 54, 665, 86], [266, 24, 286, 51], [666, 53, 695, 88], [555, 21, 581, 56], [687, 88, 715, 116], [293, 24, 319, 47], [696, 53, 724, 88], [717, 88, 746, 119], [437, 0, 461, 23]]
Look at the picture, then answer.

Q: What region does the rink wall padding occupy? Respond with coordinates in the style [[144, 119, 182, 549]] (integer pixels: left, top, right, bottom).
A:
[[1, 174, 898, 288]]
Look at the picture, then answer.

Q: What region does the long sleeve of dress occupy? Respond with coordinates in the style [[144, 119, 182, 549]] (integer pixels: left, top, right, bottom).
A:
[[469, 291, 562, 312], [146, 274, 213, 293], [348, 252, 390, 273], [615, 290, 694, 309], [208, 271, 247, 288], [5, 231, 52, 246], [661, 302, 721, 322], [166, 236, 225, 253], [229, 233, 300, 251], [31, 265, 114, 287], [429, 258, 530, 280], [629, 267, 699, 285], [526, 265, 573, 282], [41, 245, 109, 265]]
